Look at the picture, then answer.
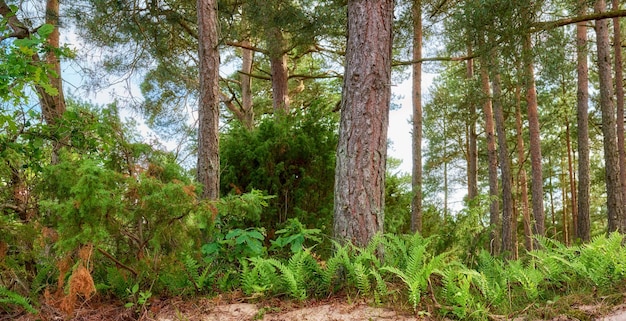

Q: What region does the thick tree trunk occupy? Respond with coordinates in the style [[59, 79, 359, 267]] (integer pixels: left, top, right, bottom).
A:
[[334, 0, 393, 247], [197, 0, 220, 200], [614, 0, 626, 231], [595, 0, 625, 233], [411, 0, 423, 233], [576, 2, 591, 242], [479, 60, 500, 255], [515, 85, 533, 251], [268, 28, 290, 113], [523, 33, 545, 239], [492, 71, 514, 256]]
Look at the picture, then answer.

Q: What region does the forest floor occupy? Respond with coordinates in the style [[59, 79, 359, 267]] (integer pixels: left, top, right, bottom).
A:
[[6, 292, 626, 321]]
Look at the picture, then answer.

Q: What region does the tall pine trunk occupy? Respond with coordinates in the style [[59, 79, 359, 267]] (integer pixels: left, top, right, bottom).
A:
[[523, 32, 545, 238], [197, 0, 220, 200], [565, 114, 578, 239], [576, 1, 591, 242], [515, 84, 533, 251], [492, 70, 515, 256], [467, 44, 479, 202], [595, 0, 624, 233], [614, 0, 626, 231], [411, 0, 423, 233], [480, 58, 501, 255], [334, 0, 393, 247]]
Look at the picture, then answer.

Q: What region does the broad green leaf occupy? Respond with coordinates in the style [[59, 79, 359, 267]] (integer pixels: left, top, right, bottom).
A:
[[37, 24, 55, 38]]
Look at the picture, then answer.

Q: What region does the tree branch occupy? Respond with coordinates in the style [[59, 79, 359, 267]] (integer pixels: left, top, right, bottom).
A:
[[236, 70, 271, 81], [0, 0, 30, 39], [393, 55, 477, 66], [225, 40, 268, 54], [531, 9, 626, 32], [97, 248, 138, 276]]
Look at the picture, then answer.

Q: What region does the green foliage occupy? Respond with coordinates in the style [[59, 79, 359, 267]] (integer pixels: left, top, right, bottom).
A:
[[440, 267, 488, 320], [270, 218, 322, 254], [384, 158, 412, 234], [202, 227, 267, 263], [0, 285, 37, 314], [241, 249, 321, 300], [212, 190, 275, 229], [220, 104, 337, 235], [381, 233, 446, 311]]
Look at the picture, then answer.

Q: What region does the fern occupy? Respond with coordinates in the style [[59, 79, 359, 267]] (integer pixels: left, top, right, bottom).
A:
[[285, 249, 321, 296], [321, 241, 352, 292], [0, 286, 37, 314], [182, 253, 215, 292], [30, 263, 54, 298], [474, 251, 507, 309], [441, 268, 473, 319], [380, 238, 446, 311], [240, 257, 278, 296], [268, 258, 307, 300], [380, 233, 410, 268], [507, 260, 543, 301], [369, 268, 388, 305], [381, 246, 445, 310], [352, 262, 371, 294]]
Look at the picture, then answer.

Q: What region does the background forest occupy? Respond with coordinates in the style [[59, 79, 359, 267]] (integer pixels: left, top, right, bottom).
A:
[[2, 0, 626, 320]]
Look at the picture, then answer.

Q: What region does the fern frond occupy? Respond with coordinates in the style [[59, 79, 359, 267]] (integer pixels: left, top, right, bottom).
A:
[[268, 258, 307, 300], [240, 257, 278, 296], [321, 241, 352, 292], [0, 286, 37, 314], [352, 262, 371, 295], [370, 268, 387, 305]]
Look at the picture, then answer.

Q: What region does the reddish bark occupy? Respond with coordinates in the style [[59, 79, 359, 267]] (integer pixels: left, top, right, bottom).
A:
[[595, 0, 625, 233], [479, 60, 500, 255], [197, 0, 220, 200], [334, 0, 393, 247], [576, 1, 591, 242]]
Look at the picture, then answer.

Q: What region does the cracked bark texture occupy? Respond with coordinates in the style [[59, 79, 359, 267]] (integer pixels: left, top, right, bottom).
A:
[[334, 0, 393, 247]]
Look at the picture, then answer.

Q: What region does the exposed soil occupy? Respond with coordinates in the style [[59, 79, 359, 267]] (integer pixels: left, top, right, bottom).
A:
[[4, 294, 626, 321]]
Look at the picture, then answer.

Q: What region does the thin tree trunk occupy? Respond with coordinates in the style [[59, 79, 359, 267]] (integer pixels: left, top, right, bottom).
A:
[[334, 0, 393, 247], [38, 0, 65, 126], [480, 59, 501, 255], [561, 155, 570, 245], [443, 116, 449, 221], [565, 114, 578, 239], [411, 0, 423, 233], [515, 84, 533, 251], [549, 157, 557, 237], [492, 71, 514, 256], [523, 32, 545, 238], [197, 0, 220, 200], [576, 1, 591, 242], [240, 43, 254, 129], [613, 0, 626, 232], [467, 44, 479, 201], [595, 0, 624, 233]]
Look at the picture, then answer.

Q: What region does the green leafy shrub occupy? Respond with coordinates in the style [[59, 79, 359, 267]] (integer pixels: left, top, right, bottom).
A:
[[270, 218, 322, 255], [220, 104, 337, 235]]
